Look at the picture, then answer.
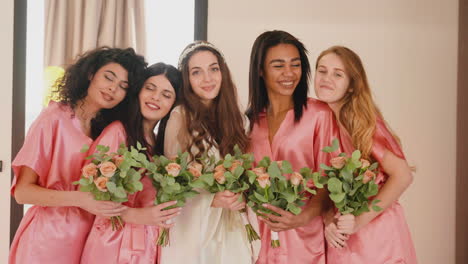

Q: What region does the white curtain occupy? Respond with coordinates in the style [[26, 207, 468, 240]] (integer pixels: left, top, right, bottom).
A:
[[44, 0, 146, 67]]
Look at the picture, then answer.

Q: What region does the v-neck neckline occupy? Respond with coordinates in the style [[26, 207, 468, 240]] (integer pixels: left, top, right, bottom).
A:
[[71, 111, 94, 142], [263, 109, 294, 158]]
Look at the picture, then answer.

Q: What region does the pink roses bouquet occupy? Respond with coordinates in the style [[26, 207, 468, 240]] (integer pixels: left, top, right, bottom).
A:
[[74, 143, 147, 230], [145, 152, 201, 246], [191, 145, 260, 243], [321, 139, 382, 216], [246, 157, 319, 248]]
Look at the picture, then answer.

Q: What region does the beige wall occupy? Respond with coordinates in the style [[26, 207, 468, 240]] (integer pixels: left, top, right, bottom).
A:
[[0, 0, 14, 262], [456, 1, 468, 263], [208, 0, 458, 263]]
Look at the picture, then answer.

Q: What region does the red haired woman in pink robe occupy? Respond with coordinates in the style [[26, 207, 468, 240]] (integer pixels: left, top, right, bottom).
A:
[[314, 46, 417, 264], [246, 30, 339, 264]]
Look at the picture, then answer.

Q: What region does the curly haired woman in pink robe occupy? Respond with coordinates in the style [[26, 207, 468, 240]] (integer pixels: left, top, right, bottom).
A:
[[10, 47, 146, 264], [246, 30, 339, 264], [314, 46, 417, 264]]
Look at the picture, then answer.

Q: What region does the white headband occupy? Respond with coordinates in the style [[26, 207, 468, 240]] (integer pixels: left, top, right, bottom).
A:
[[177, 42, 225, 70]]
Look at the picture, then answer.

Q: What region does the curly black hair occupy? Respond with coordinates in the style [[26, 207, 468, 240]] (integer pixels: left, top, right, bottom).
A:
[[55, 46, 147, 139]]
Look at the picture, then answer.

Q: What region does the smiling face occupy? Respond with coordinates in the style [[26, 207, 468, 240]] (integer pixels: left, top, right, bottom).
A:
[[86, 62, 129, 110], [187, 50, 222, 105], [262, 44, 302, 98], [314, 52, 351, 108], [139, 74, 176, 125]]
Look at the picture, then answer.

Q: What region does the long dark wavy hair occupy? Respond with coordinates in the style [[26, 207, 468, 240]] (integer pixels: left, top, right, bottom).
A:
[[178, 41, 249, 160], [246, 30, 311, 128], [55, 46, 147, 139], [122, 63, 182, 156]]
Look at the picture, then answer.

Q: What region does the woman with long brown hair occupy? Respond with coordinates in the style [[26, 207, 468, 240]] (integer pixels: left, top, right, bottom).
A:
[[160, 41, 259, 264], [246, 30, 339, 264], [315, 46, 417, 263]]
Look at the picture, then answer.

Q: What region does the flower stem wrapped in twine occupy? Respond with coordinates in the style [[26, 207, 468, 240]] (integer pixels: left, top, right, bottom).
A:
[[110, 216, 124, 231], [156, 219, 173, 247], [270, 231, 280, 248], [239, 208, 260, 242]]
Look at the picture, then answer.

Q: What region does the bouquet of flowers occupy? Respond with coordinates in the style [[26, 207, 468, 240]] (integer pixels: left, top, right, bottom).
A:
[[145, 152, 201, 246], [246, 157, 320, 247], [191, 145, 260, 243], [320, 139, 382, 216], [74, 143, 147, 230]]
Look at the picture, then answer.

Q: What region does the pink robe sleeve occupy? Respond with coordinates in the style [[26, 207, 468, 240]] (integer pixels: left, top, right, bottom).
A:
[[11, 107, 57, 195], [372, 118, 405, 164]]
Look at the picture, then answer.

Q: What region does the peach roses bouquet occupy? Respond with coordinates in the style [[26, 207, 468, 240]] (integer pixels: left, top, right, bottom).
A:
[[191, 145, 260, 243], [74, 143, 147, 230], [144, 151, 201, 246], [246, 157, 320, 248], [320, 139, 382, 216]]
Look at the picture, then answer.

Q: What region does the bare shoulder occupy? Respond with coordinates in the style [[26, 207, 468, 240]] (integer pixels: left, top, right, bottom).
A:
[[171, 105, 184, 115]]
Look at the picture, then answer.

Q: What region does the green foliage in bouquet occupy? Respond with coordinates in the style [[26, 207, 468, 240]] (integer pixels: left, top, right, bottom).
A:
[[144, 151, 202, 246], [145, 152, 200, 209], [321, 139, 383, 216], [74, 143, 146, 202], [74, 142, 148, 230], [191, 145, 260, 242], [246, 157, 322, 247], [246, 157, 318, 216], [190, 145, 253, 194]]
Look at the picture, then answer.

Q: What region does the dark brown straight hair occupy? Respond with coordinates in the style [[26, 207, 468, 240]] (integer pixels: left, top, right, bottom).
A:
[[246, 30, 311, 128]]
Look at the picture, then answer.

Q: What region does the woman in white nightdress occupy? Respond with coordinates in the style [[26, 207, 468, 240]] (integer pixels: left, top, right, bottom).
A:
[[160, 41, 260, 264]]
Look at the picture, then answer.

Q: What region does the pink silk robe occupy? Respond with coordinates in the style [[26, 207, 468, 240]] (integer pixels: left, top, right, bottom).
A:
[[249, 98, 339, 264], [10, 102, 95, 264], [80, 121, 159, 264], [327, 118, 417, 264]]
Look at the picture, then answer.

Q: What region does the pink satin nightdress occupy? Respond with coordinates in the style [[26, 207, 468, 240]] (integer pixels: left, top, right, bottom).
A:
[[80, 121, 159, 264], [249, 98, 339, 264], [327, 118, 417, 264], [10, 102, 95, 264]]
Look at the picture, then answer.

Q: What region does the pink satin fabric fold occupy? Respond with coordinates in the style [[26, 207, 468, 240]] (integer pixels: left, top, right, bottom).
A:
[[326, 118, 417, 264], [9, 102, 95, 264], [249, 98, 339, 264], [80, 121, 158, 264]]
